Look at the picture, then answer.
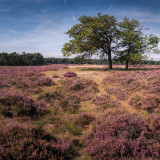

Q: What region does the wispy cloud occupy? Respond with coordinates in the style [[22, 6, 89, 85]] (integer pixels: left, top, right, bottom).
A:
[[41, 9, 47, 13], [70, 11, 77, 22], [107, 4, 113, 11], [72, 14, 77, 22], [64, 0, 67, 6], [0, 8, 11, 12], [6, 30, 18, 34], [0, 15, 70, 57]]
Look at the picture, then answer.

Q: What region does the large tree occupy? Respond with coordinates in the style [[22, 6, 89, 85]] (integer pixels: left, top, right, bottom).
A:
[[62, 13, 119, 69], [116, 17, 160, 69]]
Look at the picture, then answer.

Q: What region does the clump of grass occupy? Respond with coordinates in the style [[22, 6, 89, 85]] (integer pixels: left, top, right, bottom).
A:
[[38, 89, 81, 113], [66, 121, 81, 136]]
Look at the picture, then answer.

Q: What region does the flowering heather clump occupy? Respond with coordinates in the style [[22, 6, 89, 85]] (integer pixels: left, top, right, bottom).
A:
[[27, 87, 43, 94], [34, 77, 55, 86], [106, 87, 128, 100], [0, 81, 9, 88], [0, 119, 73, 160], [0, 91, 48, 118], [83, 113, 160, 159], [128, 95, 142, 109], [92, 94, 121, 108], [52, 74, 59, 78], [0, 65, 65, 92], [128, 94, 160, 113], [63, 71, 77, 78], [144, 80, 160, 94], [73, 113, 95, 129], [102, 72, 141, 91], [38, 90, 81, 113], [148, 115, 160, 141], [60, 77, 99, 100]]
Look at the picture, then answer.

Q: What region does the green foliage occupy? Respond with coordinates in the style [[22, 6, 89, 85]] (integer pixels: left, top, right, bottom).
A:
[[62, 13, 119, 69], [0, 52, 44, 66], [66, 122, 81, 136], [116, 17, 160, 69]]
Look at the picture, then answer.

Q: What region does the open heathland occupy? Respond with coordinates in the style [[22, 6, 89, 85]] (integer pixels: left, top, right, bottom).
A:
[[0, 64, 160, 160]]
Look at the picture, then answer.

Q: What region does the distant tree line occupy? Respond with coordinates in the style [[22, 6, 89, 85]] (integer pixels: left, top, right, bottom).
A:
[[45, 57, 160, 65], [44, 57, 109, 64], [0, 52, 44, 66], [0, 52, 159, 66]]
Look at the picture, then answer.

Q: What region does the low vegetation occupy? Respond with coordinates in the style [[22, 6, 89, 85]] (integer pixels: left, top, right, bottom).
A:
[[0, 64, 160, 159]]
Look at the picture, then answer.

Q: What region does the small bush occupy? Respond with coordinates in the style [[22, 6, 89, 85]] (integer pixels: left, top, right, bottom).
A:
[[128, 95, 142, 109], [38, 90, 81, 113], [0, 119, 74, 160], [92, 94, 121, 108], [128, 94, 160, 113], [53, 74, 59, 78], [83, 113, 160, 159], [0, 91, 48, 118], [60, 77, 99, 100], [73, 113, 95, 129], [148, 115, 160, 141], [106, 87, 128, 100], [34, 77, 55, 86], [63, 72, 77, 78]]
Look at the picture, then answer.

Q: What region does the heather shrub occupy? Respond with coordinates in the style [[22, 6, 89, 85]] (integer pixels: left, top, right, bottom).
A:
[[0, 81, 9, 88], [148, 115, 160, 142], [34, 77, 55, 86], [0, 119, 75, 160], [27, 87, 43, 94], [92, 94, 121, 108], [53, 74, 59, 78], [60, 77, 99, 100], [63, 71, 77, 78], [144, 80, 160, 94], [38, 90, 81, 113], [102, 72, 141, 91], [128, 95, 142, 109], [141, 95, 160, 112], [83, 113, 160, 159], [73, 113, 95, 129], [129, 94, 160, 113], [106, 87, 128, 100], [0, 91, 48, 118]]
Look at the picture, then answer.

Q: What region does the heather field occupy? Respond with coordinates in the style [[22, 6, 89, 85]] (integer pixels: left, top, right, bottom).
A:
[[0, 64, 160, 160]]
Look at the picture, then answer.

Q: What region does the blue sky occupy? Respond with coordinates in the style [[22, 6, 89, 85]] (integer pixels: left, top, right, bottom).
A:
[[0, 0, 160, 60]]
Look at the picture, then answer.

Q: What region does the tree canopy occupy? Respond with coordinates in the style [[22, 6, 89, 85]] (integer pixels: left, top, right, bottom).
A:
[[0, 52, 44, 66], [62, 14, 160, 69], [115, 17, 160, 69], [62, 13, 119, 69]]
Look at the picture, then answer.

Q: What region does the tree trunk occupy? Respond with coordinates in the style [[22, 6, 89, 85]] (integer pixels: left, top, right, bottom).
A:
[[108, 53, 112, 69], [126, 59, 129, 70]]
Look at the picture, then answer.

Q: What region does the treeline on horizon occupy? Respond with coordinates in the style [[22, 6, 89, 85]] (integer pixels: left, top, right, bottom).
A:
[[0, 52, 160, 66]]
